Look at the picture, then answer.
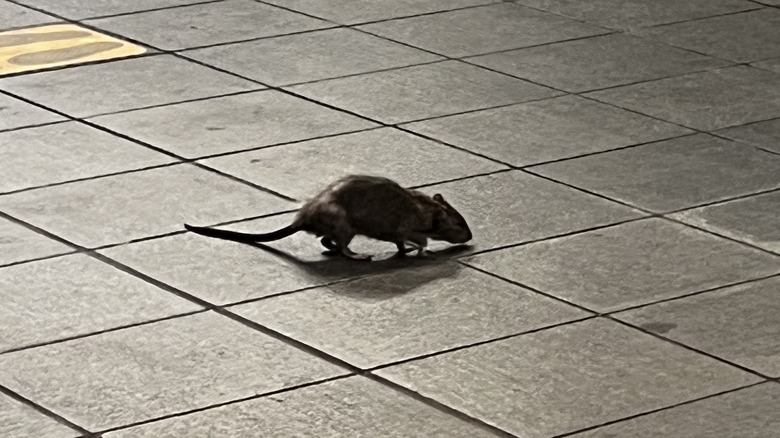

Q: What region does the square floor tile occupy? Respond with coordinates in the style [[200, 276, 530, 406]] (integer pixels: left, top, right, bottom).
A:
[[670, 191, 780, 253], [233, 263, 587, 368], [0, 1, 56, 30], [753, 57, 780, 74], [184, 28, 443, 86], [11, 0, 213, 20], [574, 383, 780, 438], [87, 0, 329, 51], [201, 128, 506, 200], [586, 66, 780, 131], [358, 3, 605, 58], [0, 394, 77, 438], [263, 0, 497, 25], [377, 318, 759, 438], [0, 254, 200, 352], [468, 33, 730, 93], [106, 376, 496, 438], [0, 219, 71, 266], [635, 9, 780, 63], [716, 118, 780, 154], [532, 134, 780, 212], [89, 90, 377, 158], [0, 94, 63, 131], [288, 61, 558, 124], [0, 55, 259, 118], [1, 122, 173, 193], [512, 0, 754, 30], [403, 95, 692, 166], [0, 312, 345, 431], [465, 219, 780, 312], [0, 164, 294, 248], [618, 277, 780, 377], [413, 171, 642, 251]]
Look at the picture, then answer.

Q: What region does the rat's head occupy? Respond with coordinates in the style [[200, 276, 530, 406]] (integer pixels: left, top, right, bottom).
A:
[[428, 194, 472, 243]]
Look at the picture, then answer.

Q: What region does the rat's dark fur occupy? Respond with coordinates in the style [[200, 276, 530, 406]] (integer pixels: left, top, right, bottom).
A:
[[184, 175, 472, 261]]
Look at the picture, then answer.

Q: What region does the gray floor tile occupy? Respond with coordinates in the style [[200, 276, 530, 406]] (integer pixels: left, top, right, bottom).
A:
[[0, 122, 173, 193], [358, 3, 605, 58], [753, 57, 780, 74], [0, 1, 56, 29], [586, 66, 780, 131], [716, 118, 780, 154], [0, 219, 72, 266], [106, 376, 496, 438], [0, 312, 345, 431], [288, 61, 558, 124], [468, 33, 730, 93], [184, 28, 443, 86], [263, 0, 498, 25], [376, 318, 759, 438], [634, 9, 780, 64], [201, 128, 506, 200], [89, 91, 377, 158], [87, 0, 329, 51], [413, 171, 641, 251], [0, 55, 259, 118], [617, 277, 780, 377], [0, 164, 293, 248], [233, 263, 587, 368], [465, 219, 780, 312], [0, 254, 199, 351], [574, 383, 780, 438], [403, 95, 692, 166], [670, 191, 780, 253], [533, 134, 780, 212], [512, 0, 754, 30], [0, 94, 63, 131], [0, 394, 77, 438], [11, 0, 213, 20]]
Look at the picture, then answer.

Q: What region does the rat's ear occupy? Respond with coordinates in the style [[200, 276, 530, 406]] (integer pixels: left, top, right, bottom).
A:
[[433, 194, 444, 202]]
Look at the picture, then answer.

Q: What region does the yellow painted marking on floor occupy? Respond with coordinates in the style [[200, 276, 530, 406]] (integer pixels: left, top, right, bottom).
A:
[[0, 24, 146, 76]]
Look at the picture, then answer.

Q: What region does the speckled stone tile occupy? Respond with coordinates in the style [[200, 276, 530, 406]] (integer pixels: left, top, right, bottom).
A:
[[573, 383, 780, 438], [0, 94, 63, 131], [263, 0, 498, 24], [617, 277, 780, 377], [0, 219, 72, 266], [0, 164, 293, 248], [287, 61, 559, 124], [358, 3, 605, 58], [11, 0, 213, 20], [0, 312, 345, 431], [184, 28, 443, 86], [201, 128, 506, 200], [716, 118, 780, 154], [465, 219, 780, 312], [376, 318, 759, 438], [233, 263, 587, 368], [403, 95, 692, 166], [87, 0, 329, 51], [468, 33, 730, 93], [670, 191, 780, 253], [532, 134, 780, 212], [0, 55, 259, 118], [1, 122, 173, 193], [753, 57, 780, 74], [511, 0, 754, 30], [0, 254, 200, 352], [635, 9, 780, 63], [89, 91, 377, 158], [0, 394, 78, 438], [105, 376, 497, 438], [0, 1, 57, 29], [585, 66, 780, 131]]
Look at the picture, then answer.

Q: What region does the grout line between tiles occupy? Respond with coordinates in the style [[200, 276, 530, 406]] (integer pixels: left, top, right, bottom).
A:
[[0, 119, 69, 134], [641, 6, 766, 29], [660, 215, 780, 257], [0, 383, 92, 435]]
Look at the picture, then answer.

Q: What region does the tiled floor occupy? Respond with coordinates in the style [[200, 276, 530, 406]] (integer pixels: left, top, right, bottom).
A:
[[0, 0, 778, 437]]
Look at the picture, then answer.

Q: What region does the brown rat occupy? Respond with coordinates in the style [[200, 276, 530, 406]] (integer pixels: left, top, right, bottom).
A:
[[184, 174, 472, 261]]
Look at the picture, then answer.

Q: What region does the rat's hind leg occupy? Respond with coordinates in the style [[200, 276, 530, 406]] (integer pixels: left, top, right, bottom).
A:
[[320, 237, 339, 256], [408, 234, 429, 257], [332, 230, 372, 261]]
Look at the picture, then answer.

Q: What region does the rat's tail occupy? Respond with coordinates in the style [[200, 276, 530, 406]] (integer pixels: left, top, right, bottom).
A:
[[184, 223, 300, 243]]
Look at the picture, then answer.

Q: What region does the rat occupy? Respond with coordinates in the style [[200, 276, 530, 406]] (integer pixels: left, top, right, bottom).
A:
[[184, 174, 472, 261]]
